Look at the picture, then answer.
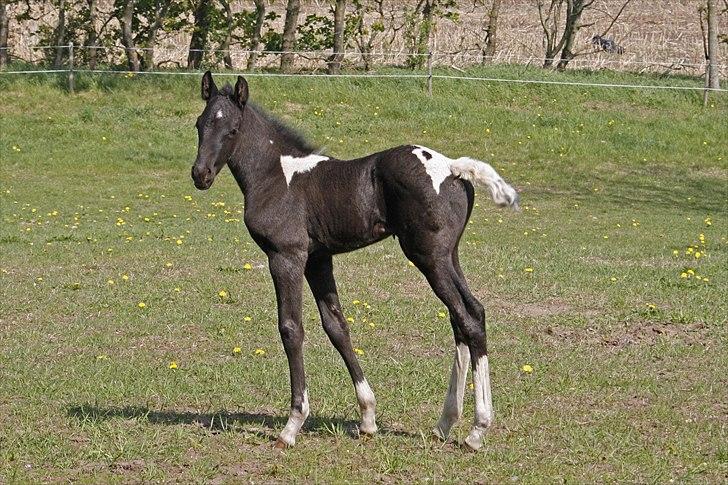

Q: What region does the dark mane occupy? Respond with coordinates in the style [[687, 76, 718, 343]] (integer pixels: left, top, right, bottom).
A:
[[219, 83, 318, 154]]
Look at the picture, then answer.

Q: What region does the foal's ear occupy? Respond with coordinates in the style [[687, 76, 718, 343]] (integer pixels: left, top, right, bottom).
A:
[[201, 70, 218, 101], [233, 76, 249, 108]]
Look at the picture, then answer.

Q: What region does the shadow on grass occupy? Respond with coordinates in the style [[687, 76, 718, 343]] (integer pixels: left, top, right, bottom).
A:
[[67, 403, 417, 440]]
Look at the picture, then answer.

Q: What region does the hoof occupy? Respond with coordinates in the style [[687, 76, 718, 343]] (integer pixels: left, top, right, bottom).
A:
[[273, 438, 290, 450], [462, 435, 483, 452], [432, 425, 449, 442], [359, 424, 378, 437]]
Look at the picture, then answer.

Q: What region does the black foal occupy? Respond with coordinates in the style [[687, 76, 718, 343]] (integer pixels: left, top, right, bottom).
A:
[[190, 72, 519, 450]]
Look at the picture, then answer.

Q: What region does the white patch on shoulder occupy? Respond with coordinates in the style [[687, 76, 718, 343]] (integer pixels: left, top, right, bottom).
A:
[[280, 154, 329, 186], [269, 139, 274, 144], [215, 109, 223, 119], [412, 145, 453, 194]]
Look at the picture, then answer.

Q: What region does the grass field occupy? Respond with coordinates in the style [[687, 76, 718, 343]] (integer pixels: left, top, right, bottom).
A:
[[1, 67, 727, 482]]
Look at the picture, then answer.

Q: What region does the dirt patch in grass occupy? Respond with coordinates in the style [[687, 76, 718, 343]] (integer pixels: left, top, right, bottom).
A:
[[602, 321, 710, 349], [540, 320, 711, 349]]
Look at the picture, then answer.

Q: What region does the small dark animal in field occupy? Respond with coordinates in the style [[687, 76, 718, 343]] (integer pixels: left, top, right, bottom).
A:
[[190, 71, 519, 451], [591, 34, 625, 55]]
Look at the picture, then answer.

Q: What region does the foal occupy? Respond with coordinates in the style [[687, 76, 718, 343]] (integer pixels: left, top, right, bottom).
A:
[[190, 72, 518, 451]]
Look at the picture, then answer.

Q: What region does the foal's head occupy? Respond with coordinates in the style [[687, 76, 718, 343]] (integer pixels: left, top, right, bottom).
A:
[[191, 71, 249, 190]]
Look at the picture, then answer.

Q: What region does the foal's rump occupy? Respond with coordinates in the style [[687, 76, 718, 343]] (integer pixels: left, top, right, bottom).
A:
[[374, 145, 518, 246]]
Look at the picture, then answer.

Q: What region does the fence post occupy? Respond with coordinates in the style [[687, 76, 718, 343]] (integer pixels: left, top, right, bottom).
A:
[[427, 49, 433, 97], [68, 42, 75, 94]]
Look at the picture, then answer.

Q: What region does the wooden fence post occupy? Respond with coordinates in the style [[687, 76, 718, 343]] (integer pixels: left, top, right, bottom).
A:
[[68, 42, 75, 94]]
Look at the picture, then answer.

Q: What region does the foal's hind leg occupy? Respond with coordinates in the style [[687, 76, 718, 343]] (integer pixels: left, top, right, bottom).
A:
[[406, 245, 493, 450], [433, 323, 470, 440], [305, 253, 377, 435]]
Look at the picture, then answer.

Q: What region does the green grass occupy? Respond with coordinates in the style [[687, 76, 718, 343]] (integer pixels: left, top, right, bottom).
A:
[[1, 67, 727, 483]]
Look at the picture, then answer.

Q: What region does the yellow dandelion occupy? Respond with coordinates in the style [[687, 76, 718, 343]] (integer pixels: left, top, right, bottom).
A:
[[521, 364, 534, 374], [243, 316, 252, 322], [672, 250, 679, 256], [694, 252, 701, 259], [346, 316, 355, 323], [352, 300, 361, 305], [165, 262, 173, 268], [107, 279, 115, 285], [233, 347, 242, 355], [354, 348, 364, 355], [610, 277, 617, 282], [121, 274, 129, 281], [524, 267, 534, 273], [218, 290, 228, 300], [680, 272, 688, 278], [168, 361, 178, 369], [437, 311, 447, 318], [174, 287, 181, 292], [243, 263, 252, 270], [254, 348, 266, 356], [137, 302, 146, 309], [176, 239, 183, 245]]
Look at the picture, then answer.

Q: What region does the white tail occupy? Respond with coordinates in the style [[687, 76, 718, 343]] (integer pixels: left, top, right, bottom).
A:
[[450, 157, 519, 209]]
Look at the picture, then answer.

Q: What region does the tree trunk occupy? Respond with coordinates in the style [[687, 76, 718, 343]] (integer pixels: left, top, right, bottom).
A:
[[328, 0, 346, 74], [280, 0, 300, 72], [482, 0, 501, 63], [0, 0, 9, 69], [556, 1, 581, 70], [219, 0, 233, 69], [707, 0, 720, 89], [119, 0, 140, 71], [53, 0, 67, 68], [187, 0, 213, 70], [86, 0, 98, 69], [143, 1, 171, 71], [247, 0, 266, 70]]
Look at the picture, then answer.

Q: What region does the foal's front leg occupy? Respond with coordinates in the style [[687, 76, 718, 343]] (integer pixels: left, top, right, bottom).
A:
[[268, 251, 309, 448], [305, 253, 377, 436]]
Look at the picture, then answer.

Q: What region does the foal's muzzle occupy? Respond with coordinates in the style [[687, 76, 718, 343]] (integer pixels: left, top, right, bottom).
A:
[[191, 165, 213, 190]]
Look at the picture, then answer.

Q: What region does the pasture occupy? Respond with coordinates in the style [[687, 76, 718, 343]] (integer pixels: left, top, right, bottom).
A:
[[1, 68, 726, 482]]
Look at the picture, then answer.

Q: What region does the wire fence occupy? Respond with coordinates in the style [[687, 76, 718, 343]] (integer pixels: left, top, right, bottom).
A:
[[1, 43, 726, 95]]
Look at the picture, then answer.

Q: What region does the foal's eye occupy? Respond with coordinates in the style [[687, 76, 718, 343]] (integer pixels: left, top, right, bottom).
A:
[[229, 128, 238, 136]]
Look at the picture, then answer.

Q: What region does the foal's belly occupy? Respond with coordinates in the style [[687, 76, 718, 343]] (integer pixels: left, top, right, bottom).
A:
[[309, 205, 390, 254], [304, 160, 389, 254]]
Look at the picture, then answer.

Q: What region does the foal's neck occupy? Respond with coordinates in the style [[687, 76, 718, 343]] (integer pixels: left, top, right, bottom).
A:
[[227, 104, 314, 198]]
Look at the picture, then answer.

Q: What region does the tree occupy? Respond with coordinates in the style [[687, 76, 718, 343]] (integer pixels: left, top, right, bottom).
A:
[[188, 0, 213, 70], [0, 0, 9, 69], [328, 0, 347, 74], [706, 0, 720, 89], [52, 0, 67, 68], [85, 0, 98, 69], [537, 0, 631, 70], [482, 0, 501, 63], [247, 0, 266, 70], [117, 0, 140, 71], [280, 0, 301, 72]]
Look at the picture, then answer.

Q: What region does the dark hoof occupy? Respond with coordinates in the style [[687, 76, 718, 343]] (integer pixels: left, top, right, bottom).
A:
[[273, 438, 289, 450]]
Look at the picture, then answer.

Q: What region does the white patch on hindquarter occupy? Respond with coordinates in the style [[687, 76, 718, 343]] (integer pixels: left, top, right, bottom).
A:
[[464, 355, 494, 450], [278, 388, 310, 446], [412, 145, 453, 194], [215, 109, 223, 119], [269, 139, 274, 144], [355, 379, 377, 435], [434, 343, 470, 440], [280, 154, 329, 186]]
